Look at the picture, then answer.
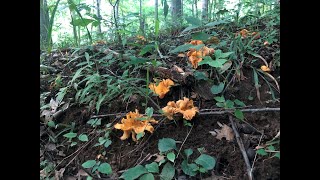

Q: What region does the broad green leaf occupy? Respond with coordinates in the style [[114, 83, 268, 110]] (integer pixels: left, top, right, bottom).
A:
[[85, 52, 90, 62], [267, 145, 275, 151], [160, 162, 175, 180], [198, 56, 227, 68], [139, 45, 154, 56], [214, 49, 222, 59], [181, 160, 198, 176], [194, 154, 216, 170], [139, 173, 154, 180], [71, 142, 77, 147], [192, 32, 211, 41], [158, 138, 177, 153], [47, 121, 55, 128], [182, 25, 200, 33], [275, 152, 280, 159], [98, 163, 112, 175], [155, 19, 160, 36], [184, 149, 193, 159], [104, 139, 112, 148], [225, 100, 235, 108], [136, 132, 145, 141], [199, 167, 207, 173], [194, 71, 208, 80], [63, 132, 77, 139], [216, 102, 224, 107], [78, 134, 89, 142], [220, 52, 234, 58], [214, 96, 225, 103], [98, 137, 107, 145], [87, 118, 101, 126], [170, 44, 193, 53], [145, 107, 154, 117], [120, 165, 148, 180], [145, 162, 159, 173], [234, 99, 246, 107], [159, 159, 166, 166], [256, 149, 267, 156], [185, 16, 201, 26], [211, 82, 225, 94], [234, 110, 244, 121], [166, 152, 176, 163], [82, 160, 96, 168], [86, 176, 93, 180], [204, 20, 226, 27], [191, 44, 205, 51], [72, 18, 94, 26]]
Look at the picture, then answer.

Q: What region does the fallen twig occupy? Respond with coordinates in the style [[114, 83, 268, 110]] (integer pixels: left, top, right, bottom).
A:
[[229, 115, 253, 180], [90, 107, 280, 119], [174, 125, 193, 166]]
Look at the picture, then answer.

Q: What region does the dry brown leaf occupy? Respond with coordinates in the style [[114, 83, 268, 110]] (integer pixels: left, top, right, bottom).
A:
[[54, 168, 65, 180], [177, 53, 186, 57], [216, 124, 234, 141], [173, 65, 184, 73], [154, 154, 165, 162]]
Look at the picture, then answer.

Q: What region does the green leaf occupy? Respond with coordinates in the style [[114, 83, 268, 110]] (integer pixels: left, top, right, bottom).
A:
[[98, 163, 112, 175], [163, 0, 169, 18], [204, 20, 226, 27], [159, 159, 166, 166], [234, 99, 246, 107], [145, 162, 159, 173], [219, 52, 234, 58], [267, 145, 275, 151], [275, 152, 280, 159], [198, 56, 227, 68], [82, 160, 96, 168], [87, 118, 101, 126], [184, 149, 193, 159], [71, 142, 77, 147], [256, 149, 268, 156], [47, 121, 56, 128], [86, 176, 93, 180], [181, 160, 198, 176], [139, 45, 154, 56], [92, 162, 100, 173], [145, 107, 154, 117], [225, 100, 235, 108], [158, 138, 177, 153], [155, 19, 160, 36], [63, 132, 77, 139], [160, 162, 175, 180], [72, 18, 94, 27], [214, 96, 225, 102], [170, 44, 193, 53], [167, 152, 176, 163], [104, 139, 112, 148], [136, 132, 145, 141], [192, 44, 206, 51], [78, 134, 89, 142], [248, 96, 254, 100], [194, 71, 208, 80], [234, 110, 244, 121], [197, 147, 205, 154], [211, 82, 225, 95], [214, 49, 222, 59], [85, 52, 90, 62], [185, 16, 201, 26], [192, 32, 211, 41], [195, 154, 216, 170], [216, 102, 224, 108], [182, 25, 200, 33], [120, 165, 148, 180], [199, 167, 207, 173], [139, 173, 154, 180]]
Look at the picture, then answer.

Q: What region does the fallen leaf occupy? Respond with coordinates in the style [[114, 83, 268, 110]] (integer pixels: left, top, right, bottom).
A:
[[177, 53, 186, 57], [154, 154, 165, 162], [216, 124, 234, 141], [76, 169, 89, 177], [173, 65, 184, 73], [46, 143, 56, 151], [54, 168, 65, 180]]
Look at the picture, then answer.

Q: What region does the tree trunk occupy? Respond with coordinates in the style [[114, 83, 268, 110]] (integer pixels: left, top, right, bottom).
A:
[[192, 1, 194, 17], [139, 0, 145, 35], [96, 0, 102, 36], [171, 0, 182, 20], [40, 0, 50, 49], [195, 0, 198, 18], [201, 0, 208, 22]]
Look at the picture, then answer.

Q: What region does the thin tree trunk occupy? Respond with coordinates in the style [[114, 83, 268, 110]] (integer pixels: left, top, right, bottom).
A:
[[192, 1, 194, 17], [195, 0, 198, 18], [201, 0, 208, 22], [40, 0, 50, 48], [96, 0, 102, 37], [139, 0, 145, 35]]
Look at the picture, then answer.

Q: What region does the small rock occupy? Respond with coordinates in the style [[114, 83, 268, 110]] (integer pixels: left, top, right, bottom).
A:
[[246, 148, 256, 161], [178, 175, 187, 180]]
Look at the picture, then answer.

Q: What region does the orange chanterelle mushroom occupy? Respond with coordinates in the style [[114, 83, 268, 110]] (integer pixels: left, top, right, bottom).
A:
[[149, 79, 174, 99], [114, 109, 158, 141], [162, 97, 199, 120]]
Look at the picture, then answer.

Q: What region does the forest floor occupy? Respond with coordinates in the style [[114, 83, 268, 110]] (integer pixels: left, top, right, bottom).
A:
[[40, 27, 280, 180]]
